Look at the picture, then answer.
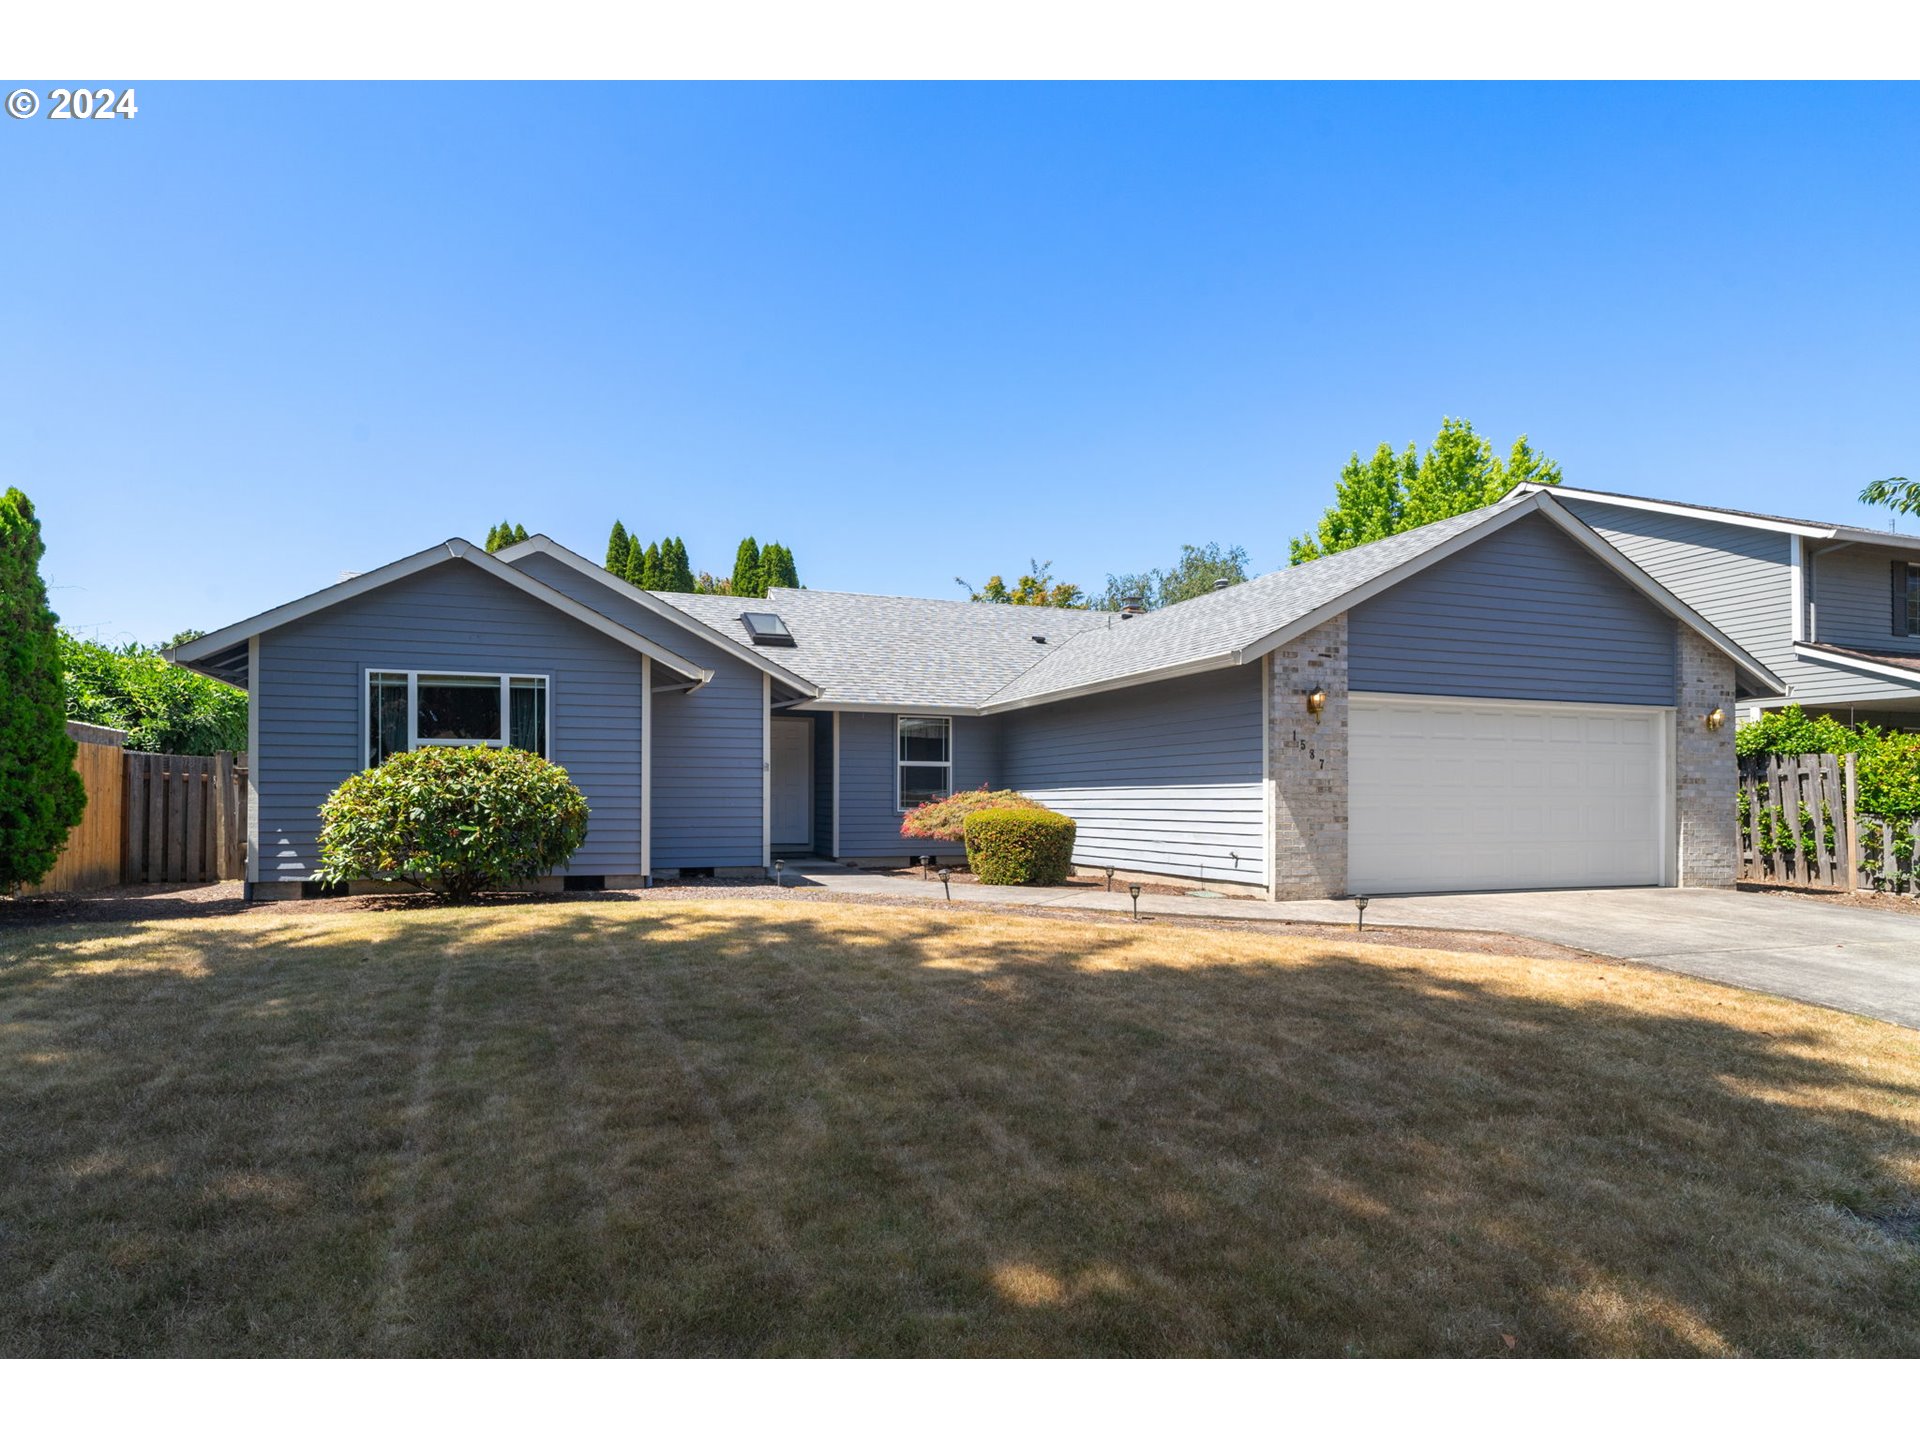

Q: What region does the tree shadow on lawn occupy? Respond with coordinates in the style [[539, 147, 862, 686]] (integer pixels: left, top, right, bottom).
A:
[[4, 900, 1920, 1358]]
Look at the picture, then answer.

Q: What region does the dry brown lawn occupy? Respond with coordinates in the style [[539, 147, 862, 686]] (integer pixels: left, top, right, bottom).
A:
[[4, 897, 1920, 1357]]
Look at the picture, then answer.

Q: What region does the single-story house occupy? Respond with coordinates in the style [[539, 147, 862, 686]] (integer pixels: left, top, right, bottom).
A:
[[171, 489, 1783, 901]]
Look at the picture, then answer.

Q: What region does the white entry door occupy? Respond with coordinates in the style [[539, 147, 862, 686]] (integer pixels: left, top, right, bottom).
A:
[[770, 717, 814, 848], [1349, 695, 1670, 895]]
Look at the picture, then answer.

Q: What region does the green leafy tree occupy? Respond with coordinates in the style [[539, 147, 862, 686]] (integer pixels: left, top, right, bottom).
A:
[[1860, 477, 1920, 518], [62, 635, 248, 754], [760, 541, 799, 592], [732, 537, 763, 599], [1096, 541, 1251, 611], [0, 489, 87, 890], [694, 570, 731, 595], [605, 520, 631, 574], [959, 559, 1085, 608], [1291, 419, 1562, 563]]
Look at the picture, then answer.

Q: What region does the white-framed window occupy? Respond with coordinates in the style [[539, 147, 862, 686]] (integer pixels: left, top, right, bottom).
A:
[[366, 670, 549, 768], [897, 715, 952, 811]]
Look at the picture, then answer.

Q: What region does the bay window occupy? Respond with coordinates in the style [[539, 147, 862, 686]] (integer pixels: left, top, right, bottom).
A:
[[367, 671, 548, 768]]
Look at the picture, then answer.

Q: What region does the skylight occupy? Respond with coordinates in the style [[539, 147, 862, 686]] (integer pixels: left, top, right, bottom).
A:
[[740, 612, 796, 647]]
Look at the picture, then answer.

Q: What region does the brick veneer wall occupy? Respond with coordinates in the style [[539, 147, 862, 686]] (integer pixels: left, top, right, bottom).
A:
[[1267, 614, 1349, 900], [1675, 628, 1738, 886]]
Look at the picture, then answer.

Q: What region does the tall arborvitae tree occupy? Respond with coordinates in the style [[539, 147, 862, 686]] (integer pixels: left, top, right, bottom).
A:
[[760, 542, 799, 591], [659, 537, 693, 592], [639, 541, 663, 590], [731, 537, 763, 599], [484, 522, 529, 554], [0, 489, 87, 891], [606, 521, 631, 574]]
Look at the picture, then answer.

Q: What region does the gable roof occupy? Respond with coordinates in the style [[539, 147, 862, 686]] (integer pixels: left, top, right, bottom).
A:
[[167, 539, 711, 689], [1519, 483, 1920, 550], [652, 587, 1111, 710], [492, 535, 820, 696], [982, 490, 1784, 709]]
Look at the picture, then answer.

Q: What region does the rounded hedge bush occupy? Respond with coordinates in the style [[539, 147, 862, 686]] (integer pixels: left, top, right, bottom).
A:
[[316, 746, 590, 903], [962, 806, 1076, 885]]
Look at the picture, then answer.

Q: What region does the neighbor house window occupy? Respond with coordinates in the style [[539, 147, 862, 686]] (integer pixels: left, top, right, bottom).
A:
[[367, 671, 548, 768], [897, 716, 952, 810], [1909, 565, 1920, 637]]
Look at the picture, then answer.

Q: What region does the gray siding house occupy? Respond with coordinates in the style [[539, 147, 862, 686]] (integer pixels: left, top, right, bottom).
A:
[[174, 490, 1782, 901], [1520, 484, 1920, 728]]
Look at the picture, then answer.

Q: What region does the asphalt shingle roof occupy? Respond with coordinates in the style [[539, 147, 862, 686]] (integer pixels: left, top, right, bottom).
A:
[[652, 587, 1111, 708], [651, 496, 1536, 710], [982, 497, 1532, 706]]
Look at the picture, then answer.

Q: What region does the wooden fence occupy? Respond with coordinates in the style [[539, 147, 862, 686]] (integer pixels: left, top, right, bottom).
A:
[[1738, 751, 1920, 894], [22, 723, 128, 895], [123, 751, 249, 884]]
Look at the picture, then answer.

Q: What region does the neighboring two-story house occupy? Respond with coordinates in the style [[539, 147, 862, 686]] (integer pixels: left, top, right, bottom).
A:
[[1517, 485, 1920, 730]]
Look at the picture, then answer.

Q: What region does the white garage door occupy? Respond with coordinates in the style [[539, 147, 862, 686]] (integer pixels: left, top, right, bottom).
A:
[[1349, 695, 1670, 895]]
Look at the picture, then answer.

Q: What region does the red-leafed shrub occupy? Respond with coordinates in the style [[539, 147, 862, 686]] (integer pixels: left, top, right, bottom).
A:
[[900, 787, 1043, 844]]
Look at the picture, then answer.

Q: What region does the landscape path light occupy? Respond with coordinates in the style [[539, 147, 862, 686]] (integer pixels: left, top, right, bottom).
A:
[[1354, 894, 1369, 933], [1128, 882, 1142, 921], [938, 867, 952, 901]]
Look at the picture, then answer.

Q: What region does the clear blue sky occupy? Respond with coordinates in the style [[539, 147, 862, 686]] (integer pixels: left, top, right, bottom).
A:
[[8, 82, 1919, 644]]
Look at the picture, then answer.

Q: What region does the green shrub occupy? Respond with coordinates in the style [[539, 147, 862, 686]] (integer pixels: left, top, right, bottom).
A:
[[962, 807, 1076, 885], [1738, 703, 1920, 817], [61, 633, 247, 754], [316, 746, 590, 903], [900, 787, 1044, 845]]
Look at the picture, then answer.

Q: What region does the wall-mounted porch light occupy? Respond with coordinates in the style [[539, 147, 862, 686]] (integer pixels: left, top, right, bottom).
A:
[[1705, 707, 1726, 731], [1305, 688, 1328, 717]]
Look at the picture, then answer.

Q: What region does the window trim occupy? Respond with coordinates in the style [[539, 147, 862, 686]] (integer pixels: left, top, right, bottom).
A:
[[896, 714, 953, 813], [1907, 563, 1920, 638], [363, 668, 551, 769]]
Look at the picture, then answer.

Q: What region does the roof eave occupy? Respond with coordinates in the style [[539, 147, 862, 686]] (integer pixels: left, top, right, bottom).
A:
[[494, 535, 822, 697], [168, 539, 713, 689]]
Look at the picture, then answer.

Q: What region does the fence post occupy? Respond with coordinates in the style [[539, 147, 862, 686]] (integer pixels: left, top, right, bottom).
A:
[[1843, 751, 1861, 892]]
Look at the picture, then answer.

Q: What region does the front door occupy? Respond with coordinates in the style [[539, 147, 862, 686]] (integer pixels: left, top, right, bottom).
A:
[[770, 717, 813, 848]]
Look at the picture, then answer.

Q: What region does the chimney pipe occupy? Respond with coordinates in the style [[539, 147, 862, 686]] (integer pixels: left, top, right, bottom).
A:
[[1120, 593, 1145, 618]]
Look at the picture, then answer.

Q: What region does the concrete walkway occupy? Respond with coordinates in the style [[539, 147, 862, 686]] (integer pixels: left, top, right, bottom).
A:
[[788, 865, 1920, 1030]]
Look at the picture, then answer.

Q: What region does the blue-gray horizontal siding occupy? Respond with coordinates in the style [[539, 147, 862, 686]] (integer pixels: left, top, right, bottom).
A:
[[508, 552, 767, 868], [1000, 666, 1264, 885], [1560, 499, 1792, 678], [1350, 512, 1677, 705], [1562, 498, 1920, 708], [1813, 543, 1917, 652], [836, 713, 1004, 860], [254, 562, 644, 881]]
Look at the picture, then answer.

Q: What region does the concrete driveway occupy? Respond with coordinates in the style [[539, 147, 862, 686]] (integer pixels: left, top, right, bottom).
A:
[[1272, 888, 1920, 1030]]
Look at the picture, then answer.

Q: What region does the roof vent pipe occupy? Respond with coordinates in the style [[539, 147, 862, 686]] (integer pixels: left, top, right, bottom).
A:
[[1120, 593, 1145, 619], [1213, 578, 1231, 591]]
